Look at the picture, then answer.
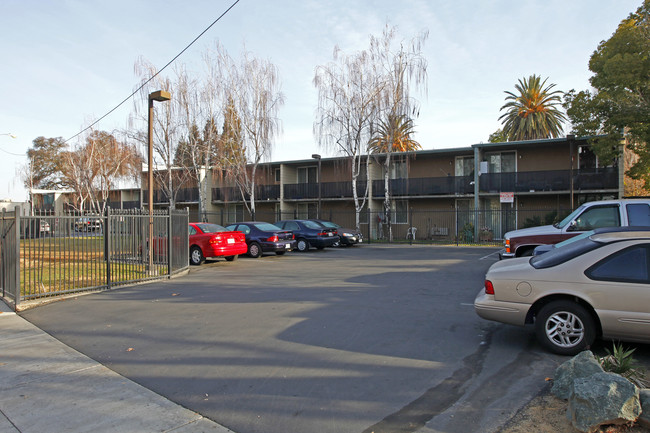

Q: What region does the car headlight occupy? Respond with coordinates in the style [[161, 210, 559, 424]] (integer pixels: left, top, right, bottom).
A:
[[342, 232, 353, 237]]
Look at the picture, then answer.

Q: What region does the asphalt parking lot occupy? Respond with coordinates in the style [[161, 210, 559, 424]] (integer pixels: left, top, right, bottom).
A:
[[20, 244, 650, 433]]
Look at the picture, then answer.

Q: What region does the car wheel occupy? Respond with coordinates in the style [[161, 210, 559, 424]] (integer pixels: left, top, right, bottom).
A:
[[248, 242, 262, 258], [297, 238, 309, 252], [190, 246, 205, 266], [225, 255, 238, 262], [275, 251, 286, 256], [535, 300, 596, 356]]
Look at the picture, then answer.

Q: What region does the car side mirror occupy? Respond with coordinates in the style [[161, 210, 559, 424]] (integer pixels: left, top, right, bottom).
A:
[[567, 220, 578, 232]]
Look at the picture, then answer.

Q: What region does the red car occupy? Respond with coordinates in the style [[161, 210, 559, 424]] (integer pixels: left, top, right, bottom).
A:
[[189, 223, 247, 265]]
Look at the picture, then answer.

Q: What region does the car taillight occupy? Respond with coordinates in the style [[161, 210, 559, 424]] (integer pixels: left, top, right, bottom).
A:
[[210, 234, 224, 245], [292, 234, 295, 239], [504, 238, 511, 253], [485, 280, 495, 295], [267, 235, 279, 242], [318, 231, 327, 236]]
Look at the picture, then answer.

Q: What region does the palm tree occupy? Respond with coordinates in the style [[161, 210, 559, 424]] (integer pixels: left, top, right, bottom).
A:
[[369, 114, 421, 241], [499, 75, 567, 141]]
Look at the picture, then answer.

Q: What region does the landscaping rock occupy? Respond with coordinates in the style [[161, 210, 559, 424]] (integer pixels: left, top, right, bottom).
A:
[[552, 350, 604, 400], [567, 372, 641, 433], [639, 389, 650, 428]]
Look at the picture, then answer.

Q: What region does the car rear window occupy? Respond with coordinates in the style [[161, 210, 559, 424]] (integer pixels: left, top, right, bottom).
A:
[[303, 221, 324, 229], [530, 237, 602, 269], [253, 223, 282, 231], [195, 223, 227, 233]]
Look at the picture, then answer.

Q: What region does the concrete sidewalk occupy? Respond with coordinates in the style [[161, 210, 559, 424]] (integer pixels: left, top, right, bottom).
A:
[[0, 302, 234, 433]]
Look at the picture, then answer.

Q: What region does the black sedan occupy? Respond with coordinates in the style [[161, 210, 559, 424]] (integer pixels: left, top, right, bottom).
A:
[[225, 222, 296, 258], [275, 220, 339, 252], [310, 219, 363, 246]]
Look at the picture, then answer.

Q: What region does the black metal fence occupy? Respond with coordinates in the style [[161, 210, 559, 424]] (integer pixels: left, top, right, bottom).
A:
[[200, 206, 572, 245], [0, 207, 189, 309]]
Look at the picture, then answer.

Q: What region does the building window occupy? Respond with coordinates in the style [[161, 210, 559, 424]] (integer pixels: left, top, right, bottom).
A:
[[393, 200, 408, 224], [297, 202, 317, 219], [579, 146, 599, 169], [226, 204, 244, 224], [390, 159, 407, 179], [275, 168, 281, 182], [298, 166, 318, 184], [486, 151, 516, 173], [455, 156, 474, 177]]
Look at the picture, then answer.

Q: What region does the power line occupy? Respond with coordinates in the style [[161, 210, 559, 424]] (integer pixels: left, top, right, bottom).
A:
[[65, 0, 241, 143]]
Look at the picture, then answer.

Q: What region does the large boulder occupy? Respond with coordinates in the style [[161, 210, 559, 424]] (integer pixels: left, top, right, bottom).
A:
[[567, 372, 641, 433], [639, 389, 650, 428], [552, 350, 604, 400]]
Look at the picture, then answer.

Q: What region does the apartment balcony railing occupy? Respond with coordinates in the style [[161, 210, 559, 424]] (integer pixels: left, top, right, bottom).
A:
[[372, 175, 473, 197], [107, 200, 141, 210], [283, 181, 368, 200], [212, 184, 280, 202], [479, 167, 618, 193], [144, 188, 200, 205], [371, 168, 618, 198]]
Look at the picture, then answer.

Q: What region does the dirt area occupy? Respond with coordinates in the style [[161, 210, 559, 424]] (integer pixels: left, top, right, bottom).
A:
[[500, 387, 650, 433]]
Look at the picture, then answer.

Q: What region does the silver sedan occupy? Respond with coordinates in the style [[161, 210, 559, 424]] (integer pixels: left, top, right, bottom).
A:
[[475, 230, 650, 355]]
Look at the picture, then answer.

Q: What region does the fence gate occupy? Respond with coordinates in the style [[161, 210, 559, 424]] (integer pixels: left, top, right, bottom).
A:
[[0, 208, 19, 305]]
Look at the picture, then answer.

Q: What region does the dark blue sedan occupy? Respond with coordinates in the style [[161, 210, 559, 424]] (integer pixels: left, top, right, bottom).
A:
[[225, 222, 296, 258], [275, 220, 340, 252]]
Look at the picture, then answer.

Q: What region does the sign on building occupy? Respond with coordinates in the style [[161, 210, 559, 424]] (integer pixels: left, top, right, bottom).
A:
[[500, 192, 514, 203]]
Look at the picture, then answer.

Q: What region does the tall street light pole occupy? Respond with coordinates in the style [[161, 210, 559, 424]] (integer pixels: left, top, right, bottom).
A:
[[312, 154, 322, 219], [148, 90, 170, 274]]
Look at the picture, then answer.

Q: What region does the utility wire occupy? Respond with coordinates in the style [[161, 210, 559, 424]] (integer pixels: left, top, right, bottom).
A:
[[65, 0, 241, 143]]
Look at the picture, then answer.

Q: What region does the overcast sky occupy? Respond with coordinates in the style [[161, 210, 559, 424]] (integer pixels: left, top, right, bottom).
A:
[[0, 0, 641, 202]]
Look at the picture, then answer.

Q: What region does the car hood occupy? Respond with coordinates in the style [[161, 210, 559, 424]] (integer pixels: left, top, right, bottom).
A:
[[504, 224, 559, 239]]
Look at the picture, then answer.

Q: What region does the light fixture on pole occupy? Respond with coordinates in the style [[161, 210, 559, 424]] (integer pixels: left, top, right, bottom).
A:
[[1, 133, 17, 138], [312, 154, 322, 219], [147, 90, 171, 274]]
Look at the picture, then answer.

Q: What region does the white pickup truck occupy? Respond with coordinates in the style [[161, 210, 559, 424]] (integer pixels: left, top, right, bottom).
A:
[[500, 199, 650, 259]]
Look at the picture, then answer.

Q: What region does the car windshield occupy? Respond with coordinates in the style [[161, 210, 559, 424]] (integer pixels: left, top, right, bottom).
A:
[[555, 205, 586, 229], [530, 236, 601, 269], [253, 222, 282, 231], [303, 220, 324, 229], [195, 223, 227, 233]]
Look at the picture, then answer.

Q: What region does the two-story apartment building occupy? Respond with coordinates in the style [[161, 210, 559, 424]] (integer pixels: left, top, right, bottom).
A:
[[146, 135, 617, 241]]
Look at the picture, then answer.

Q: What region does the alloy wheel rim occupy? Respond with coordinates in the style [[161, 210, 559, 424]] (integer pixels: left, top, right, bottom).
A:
[[545, 311, 585, 348]]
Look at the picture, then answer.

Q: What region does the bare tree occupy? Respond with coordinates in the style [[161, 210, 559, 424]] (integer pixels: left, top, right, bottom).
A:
[[59, 130, 141, 214], [175, 43, 235, 219], [370, 25, 428, 241], [227, 50, 284, 218], [132, 57, 191, 210], [314, 46, 384, 231], [87, 130, 142, 214]]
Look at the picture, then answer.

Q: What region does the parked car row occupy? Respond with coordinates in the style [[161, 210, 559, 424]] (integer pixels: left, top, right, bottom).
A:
[[188, 219, 362, 265]]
